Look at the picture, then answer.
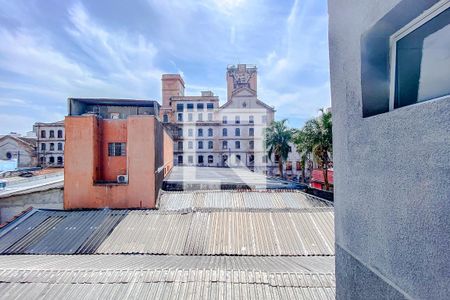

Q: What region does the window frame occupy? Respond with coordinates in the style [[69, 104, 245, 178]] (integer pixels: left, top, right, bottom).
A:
[[108, 142, 126, 156], [389, 0, 450, 111]]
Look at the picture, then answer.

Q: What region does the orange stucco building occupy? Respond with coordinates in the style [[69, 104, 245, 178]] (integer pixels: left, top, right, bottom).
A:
[[64, 98, 173, 210]]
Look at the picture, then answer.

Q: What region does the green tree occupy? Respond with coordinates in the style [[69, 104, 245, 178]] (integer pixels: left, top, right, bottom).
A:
[[265, 119, 293, 178], [294, 109, 333, 190]]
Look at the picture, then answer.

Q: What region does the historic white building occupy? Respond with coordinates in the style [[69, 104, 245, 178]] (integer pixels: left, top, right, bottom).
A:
[[161, 64, 276, 173], [33, 121, 65, 167]]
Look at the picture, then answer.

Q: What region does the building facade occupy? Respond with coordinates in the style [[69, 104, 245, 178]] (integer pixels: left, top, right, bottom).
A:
[[33, 121, 65, 167], [64, 98, 173, 209], [329, 0, 449, 298], [0, 135, 37, 169], [162, 64, 276, 173]]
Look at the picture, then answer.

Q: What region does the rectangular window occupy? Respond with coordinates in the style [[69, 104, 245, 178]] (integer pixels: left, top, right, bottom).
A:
[[178, 155, 183, 164], [222, 116, 227, 124], [41, 143, 46, 151], [207, 103, 214, 110], [198, 113, 203, 121], [178, 141, 183, 151], [197, 103, 204, 110], [198, 141, 203, 149], [208, 113, 213, 121], [177, 128, 183, 137], [188, 156, 193, 163], [108, 143, 126, 156], [177, 103, 184, 112], [188, 141, 193, 149], [198, 155, 204, 164], [49, 130, 55, 138], [235, 116, 240, 124], [188, 113, 193, 122], [235, 128, 240, 136], [177, 113, 183, 122], [187, 103, 194, 110], [249, 115, 254, 124], [41, 130, 46, 138], [223, 141, 228, 149], [188, 128, 193, 137], [198, 128, 203, 137], [249, 128, 254, 136], [390, 2, 450, 109]]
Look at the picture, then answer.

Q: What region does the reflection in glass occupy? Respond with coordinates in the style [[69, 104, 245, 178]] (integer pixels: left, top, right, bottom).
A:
[[395, 8, 450, 108]]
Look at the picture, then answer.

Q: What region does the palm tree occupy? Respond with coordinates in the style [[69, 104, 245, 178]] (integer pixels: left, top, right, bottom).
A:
[[265, 119, 293, 178], [293, 129, 311, 184], [294, 109, 332, 190]]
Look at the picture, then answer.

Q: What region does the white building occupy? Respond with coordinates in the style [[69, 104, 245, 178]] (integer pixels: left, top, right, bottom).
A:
[[33, 121, 65, 167], [161, 64, 276, 174]]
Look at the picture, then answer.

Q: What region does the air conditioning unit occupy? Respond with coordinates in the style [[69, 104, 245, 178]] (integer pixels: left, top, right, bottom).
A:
[[117, 175, 128, 183]]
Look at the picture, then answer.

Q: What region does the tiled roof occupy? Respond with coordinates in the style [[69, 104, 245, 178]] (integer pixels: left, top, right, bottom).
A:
[[159, 190, 333, 210]]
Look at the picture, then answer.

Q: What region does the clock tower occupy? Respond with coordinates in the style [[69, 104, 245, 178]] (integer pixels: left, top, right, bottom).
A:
[[226, 64, 257, 102]]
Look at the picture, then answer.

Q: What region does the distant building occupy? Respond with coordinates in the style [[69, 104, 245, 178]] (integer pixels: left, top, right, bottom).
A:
[[0, 135, 37, 169], [33, 121, 65, 167], [64, 98, 173, 210], [161, 64, 276, 173]]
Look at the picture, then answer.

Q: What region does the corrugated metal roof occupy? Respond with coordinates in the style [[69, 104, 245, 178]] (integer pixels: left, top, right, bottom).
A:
[[159, 190, 332, 210], [0, 210, 128, 255], [0, 269, 335, 299], [97, 209, 334, 256], [0, 255, 334, 273]]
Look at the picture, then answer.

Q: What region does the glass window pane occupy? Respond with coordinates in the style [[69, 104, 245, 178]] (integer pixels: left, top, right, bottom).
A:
[[395, 8, 450, 108]]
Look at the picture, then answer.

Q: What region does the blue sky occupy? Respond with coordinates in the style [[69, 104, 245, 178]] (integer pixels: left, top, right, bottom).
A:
[[0, 0, 330, 134]]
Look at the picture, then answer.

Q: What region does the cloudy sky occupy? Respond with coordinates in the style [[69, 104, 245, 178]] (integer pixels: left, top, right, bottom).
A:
[[0, 0, 330, 134]]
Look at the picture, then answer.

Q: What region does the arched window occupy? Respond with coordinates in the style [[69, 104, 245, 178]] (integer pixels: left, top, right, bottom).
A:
[[222, 141, 228, 149], [40, 130, 46, 138], [57, 130, 63, 138], [49, 130, 55, 138], [235, 128, 240, 136], [222, 128, 227, 136], [49, 156, 55, 164], [41, 143, 46, 151], [198, 128, 203, 137], [235, 141, 240, 149], [208, 155, 213, 164], [50, 143, 55, 151], [57, 143, 63, 151], [208, 128, 213, 136], [208, 141, 213, 149], [198, 141, 203, 149]]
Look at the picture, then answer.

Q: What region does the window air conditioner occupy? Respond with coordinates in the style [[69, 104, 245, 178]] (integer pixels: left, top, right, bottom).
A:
[[117, 175, 128, 183]]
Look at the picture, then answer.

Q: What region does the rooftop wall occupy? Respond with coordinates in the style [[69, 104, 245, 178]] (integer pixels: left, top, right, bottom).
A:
[[329, 0, 449, 298], [64, 115, 173, 209]]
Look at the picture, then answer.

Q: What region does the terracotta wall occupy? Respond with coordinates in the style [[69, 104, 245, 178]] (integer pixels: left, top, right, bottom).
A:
[[100, 120, 127, 181], [163, 129, 174, 177], [64, 115, 173, 210]]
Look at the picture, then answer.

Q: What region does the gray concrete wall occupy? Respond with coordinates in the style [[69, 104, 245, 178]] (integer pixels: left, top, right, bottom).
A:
[[328, 0, 450, 299], [0, 188, 63, 224]]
